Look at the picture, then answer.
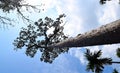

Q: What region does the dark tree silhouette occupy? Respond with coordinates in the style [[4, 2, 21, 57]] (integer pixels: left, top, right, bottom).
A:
[[13, 14, 69, 63], [84, 49, 112, 73], [84, 49, 120, 73]]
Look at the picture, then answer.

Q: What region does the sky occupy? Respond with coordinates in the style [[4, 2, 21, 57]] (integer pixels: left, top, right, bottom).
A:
[[0, 0, 120, 73]]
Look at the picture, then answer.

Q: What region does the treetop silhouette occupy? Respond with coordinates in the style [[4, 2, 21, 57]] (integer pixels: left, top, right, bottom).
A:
[[13, 14, 69, 63]]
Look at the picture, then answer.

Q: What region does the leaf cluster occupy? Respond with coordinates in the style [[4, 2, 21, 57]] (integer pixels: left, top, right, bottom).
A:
[[13, 14, 69, 63], [85, 49, 112, 73]]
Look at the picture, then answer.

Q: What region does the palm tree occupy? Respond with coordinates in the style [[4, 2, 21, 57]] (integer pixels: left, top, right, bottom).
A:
[[84, 49, 120, 73]]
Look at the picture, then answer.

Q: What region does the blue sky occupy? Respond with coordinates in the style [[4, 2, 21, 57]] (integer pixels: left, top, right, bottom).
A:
[[0, 0, 120, 73]]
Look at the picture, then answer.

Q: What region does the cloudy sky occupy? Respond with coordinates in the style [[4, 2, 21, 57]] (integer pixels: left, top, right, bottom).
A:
[[0, 0, 120, 73]]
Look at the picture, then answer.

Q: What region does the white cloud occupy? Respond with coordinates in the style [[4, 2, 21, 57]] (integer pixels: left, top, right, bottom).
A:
[[40, 0, 57, 10], [69, 48, 87, 65], [56, 0, 83, 36], [39, 0, 83, 36], [64, 16, 83, 37], [74, 50, 86, 64], [102, 44, 118, 57], [97, 0, 120, 25]]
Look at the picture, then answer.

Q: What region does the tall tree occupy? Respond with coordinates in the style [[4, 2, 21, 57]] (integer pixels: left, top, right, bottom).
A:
[[49, 19, 120, 48], [84, 49, 120, 73]]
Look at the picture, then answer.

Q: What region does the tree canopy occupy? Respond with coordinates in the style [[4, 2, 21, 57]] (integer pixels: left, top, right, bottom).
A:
[[13, 14, 69, 63]]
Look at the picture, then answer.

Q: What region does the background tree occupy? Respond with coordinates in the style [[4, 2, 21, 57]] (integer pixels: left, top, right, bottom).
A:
[[84, 49, 112, 73], [13, 14, 69, 63], [0, 0, 41, 26], [84, 49, 120, 73]]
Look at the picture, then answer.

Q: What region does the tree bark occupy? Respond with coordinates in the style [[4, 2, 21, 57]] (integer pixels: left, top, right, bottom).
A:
[[49, 19, 120, 48]]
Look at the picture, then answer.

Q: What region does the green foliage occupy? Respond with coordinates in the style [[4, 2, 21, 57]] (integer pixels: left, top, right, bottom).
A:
[[13, 14, 69, 63], [116, 48, 120, 58], [113, 69, 119, 73], [84, 49, 112, 73]]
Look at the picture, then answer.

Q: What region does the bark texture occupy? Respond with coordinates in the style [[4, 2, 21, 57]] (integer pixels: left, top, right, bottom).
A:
[[49, 19, 120, 48]]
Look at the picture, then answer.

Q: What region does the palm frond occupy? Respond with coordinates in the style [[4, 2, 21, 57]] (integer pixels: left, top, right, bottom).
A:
[[94, 50, 102, 58], [86, 62, 95, 72], [84, 49, 112, 73], [99, 58, 112, 65]]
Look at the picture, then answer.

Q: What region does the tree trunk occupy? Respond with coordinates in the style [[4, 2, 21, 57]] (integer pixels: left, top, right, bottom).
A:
[[49, 19, 120, 48]]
